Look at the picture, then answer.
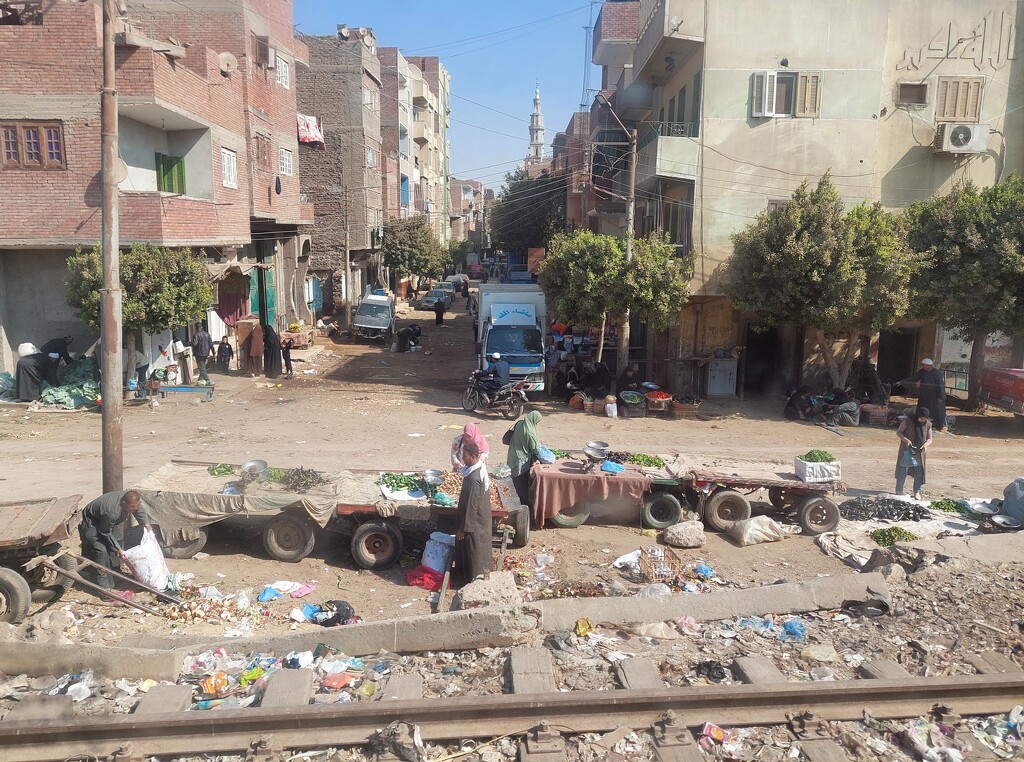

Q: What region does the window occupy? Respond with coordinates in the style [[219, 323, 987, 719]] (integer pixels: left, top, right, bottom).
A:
[[362, 87, 379, 114], [155, 153, 186, 194], [897, 82, 928, 107], [221, 147, 238, 189], [279, 147, 293, 176], [935, 77, 983, 123], [1, 122, 65, 169], [752, 71, 821, 118], [767, 199, 788, 212], [677, 86, 686, 123], [668, 96, 676, 123], [252, 34, 270, 68], [366, 146, 375, 168], [275, 57, 290, 88]]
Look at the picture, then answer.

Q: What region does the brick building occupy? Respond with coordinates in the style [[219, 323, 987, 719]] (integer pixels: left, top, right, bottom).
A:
[[378, 47, 415, 222], [449, 178, 488, 252], [0, 0, 313, 373], [405, 56, 452, 246]]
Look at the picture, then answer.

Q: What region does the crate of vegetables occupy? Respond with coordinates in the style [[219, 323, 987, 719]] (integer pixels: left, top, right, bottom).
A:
[[795, 449, 841, 483], [645, 390, 672, 414], [670, 394, 702, 420]]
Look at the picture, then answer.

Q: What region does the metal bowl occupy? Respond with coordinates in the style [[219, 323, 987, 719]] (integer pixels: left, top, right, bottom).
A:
[[423, 469, 445, 486], [583, 447, 607, 461], [241, 459, 268, 475], [641, 382, 660, 390], [992, 514, 1022, 530], [586, 440, 610, 451], [968, 500, 1000, 516]]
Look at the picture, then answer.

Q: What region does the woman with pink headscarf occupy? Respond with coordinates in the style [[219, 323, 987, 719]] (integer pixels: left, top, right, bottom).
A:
[[451, 422, 489, 469]]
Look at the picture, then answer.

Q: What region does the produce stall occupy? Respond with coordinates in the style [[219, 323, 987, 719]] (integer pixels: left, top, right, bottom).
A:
[[530, 461, 653, 528]]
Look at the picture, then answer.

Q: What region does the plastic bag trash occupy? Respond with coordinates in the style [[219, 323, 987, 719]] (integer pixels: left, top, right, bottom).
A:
[[671, 615, 701, 636], [224, 619, 254, 638], [67, 682, 91, 702], [726, 516, 786, 546], [612, 549, 642, 572], [284, 650, 314, 669], [779, 618, 808, 642], [738, 617, 779, 636], [636, 621, 679, 640], [235, 589, 252, 611], [637, 583, 672, 597], [535, 552, 555, 569], [166, 572, 194, 593], [290, 583, 316, 599], [123, 528, 171, 590], [694, 562, 715, 579], [695, 660, 727, 682], [810, 667, 835, 681], [664, 521, 705, 548], [198, 586, 223, 600]]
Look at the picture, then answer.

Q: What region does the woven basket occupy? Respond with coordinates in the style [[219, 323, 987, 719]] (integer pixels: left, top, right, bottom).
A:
[[670, 400, 701, 420]]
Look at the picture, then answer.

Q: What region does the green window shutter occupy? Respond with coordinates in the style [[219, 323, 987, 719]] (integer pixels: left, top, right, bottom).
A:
[[156, 153, 168, 191], [155, 153, 186, 194], [170, 156, 186, 195]]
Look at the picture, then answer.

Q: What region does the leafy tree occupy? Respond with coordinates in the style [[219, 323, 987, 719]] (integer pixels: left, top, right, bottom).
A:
[[381, 216, 445, 280], [907, 177, 1024, 407], [624, 233, 695, 331], [66, 243, 214, 334], [448, 239, 472, 270], [489, 167, 566, 253], [725, 174, 914, 388]]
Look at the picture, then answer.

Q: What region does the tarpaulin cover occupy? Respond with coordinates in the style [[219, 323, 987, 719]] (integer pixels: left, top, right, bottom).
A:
[[530, 461, 652, 525]]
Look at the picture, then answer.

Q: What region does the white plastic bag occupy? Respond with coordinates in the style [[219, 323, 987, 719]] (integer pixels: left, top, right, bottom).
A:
[[123, 528, 171, 590], [664, 520, 706, 548], [727, 516, 786, 547], [422, 532, 455, 573]]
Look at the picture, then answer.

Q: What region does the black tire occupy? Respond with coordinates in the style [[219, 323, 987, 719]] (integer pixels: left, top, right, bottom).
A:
[[503, 396, 524, 420], [798, 496, 841, 535], [768, 486, 788, 511], [703, 489, 752, 533], [163, 527, 209, 560], [643, 492, 684, 529], [28, 550, 77, 604], [550, 502, 591, 528], [462, 387, 479, 412], [0, 566, 31, 624], [512, 506, 531, 548], [263, 514, 315, 562], [351, 521, 403, 570]]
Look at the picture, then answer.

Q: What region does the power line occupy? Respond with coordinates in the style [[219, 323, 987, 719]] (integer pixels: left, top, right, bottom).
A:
[[399, 5, 591, 54]]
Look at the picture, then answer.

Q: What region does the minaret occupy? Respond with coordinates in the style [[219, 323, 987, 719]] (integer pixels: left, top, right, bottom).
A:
[[528, 83, 545, 162]]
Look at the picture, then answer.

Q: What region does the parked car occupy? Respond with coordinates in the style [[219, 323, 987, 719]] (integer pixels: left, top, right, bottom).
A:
[[467, 263, 486, 280], [444, 274, 468, 289], [437, 281, 458, 295], [352, 294, 396, 342], [418, 289, 453, 311]]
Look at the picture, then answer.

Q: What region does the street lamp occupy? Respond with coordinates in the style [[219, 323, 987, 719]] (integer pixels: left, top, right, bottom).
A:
[[594, 93, 637, 377]]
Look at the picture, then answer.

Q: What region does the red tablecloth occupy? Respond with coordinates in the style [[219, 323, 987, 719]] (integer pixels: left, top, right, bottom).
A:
[[530, 461, 653, 525]]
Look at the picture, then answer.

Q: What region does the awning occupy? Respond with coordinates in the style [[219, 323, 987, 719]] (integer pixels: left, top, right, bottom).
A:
[[206, 262, 272, 282]]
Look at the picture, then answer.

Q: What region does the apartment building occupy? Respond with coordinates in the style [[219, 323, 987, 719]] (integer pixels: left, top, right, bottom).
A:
[[551, 111, 592, 231], [592, 0, 1024, 395], [449, 177, 489, 252], [0, 0, 313, 373], [297, 27, 385, 314], [406, 56, 452, 247], [378, 47, 416, 222]]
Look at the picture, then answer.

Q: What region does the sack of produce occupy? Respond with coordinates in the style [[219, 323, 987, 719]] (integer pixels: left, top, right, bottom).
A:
[[727, 516, 786, 546], [123, 527, 171, 590], [422, 532, 455, 573], [664, 520, 706, 548]]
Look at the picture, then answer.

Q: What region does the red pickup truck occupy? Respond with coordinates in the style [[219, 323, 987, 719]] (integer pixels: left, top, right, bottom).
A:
[[980, 368, 1024, 416]]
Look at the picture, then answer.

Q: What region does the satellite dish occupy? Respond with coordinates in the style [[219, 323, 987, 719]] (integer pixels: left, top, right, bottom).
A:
[[388, 149, 399, 160], [338, 25, 350, 40], [358, 27, 368, 36], [219, 52, 238, 75], [112, 156, 129, 184], [367, 43, 377, 56]]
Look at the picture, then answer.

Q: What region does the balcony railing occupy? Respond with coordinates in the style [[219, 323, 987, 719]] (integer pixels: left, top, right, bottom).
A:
[[638, 121, 700, 151]]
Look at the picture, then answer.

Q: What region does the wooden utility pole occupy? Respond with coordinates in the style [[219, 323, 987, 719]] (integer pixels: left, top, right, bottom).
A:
[[100, 0, 123, 492], [616, 128, 637, 376]]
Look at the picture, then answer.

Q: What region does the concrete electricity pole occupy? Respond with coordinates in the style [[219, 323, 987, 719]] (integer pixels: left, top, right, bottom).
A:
[[100, 0, 123, 492]]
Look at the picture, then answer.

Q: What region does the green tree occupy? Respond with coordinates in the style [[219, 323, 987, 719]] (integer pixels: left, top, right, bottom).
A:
[[489, 167, 566, 253], [448, 239, 472, 270], [907, 177, 1024, 407], [66, 243, 214, 334], [725, 174, 914, 388], [381, 216, 445, 280]]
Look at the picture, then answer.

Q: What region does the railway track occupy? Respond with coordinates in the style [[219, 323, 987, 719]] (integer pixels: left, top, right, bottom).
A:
[[2, 661, 1022, 761]]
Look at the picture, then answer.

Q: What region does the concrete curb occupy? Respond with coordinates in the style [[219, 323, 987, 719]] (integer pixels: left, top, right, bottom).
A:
[[0, 642, 184, 682]]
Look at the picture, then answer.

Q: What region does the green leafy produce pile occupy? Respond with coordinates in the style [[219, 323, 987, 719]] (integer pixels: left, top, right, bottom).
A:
[[930, 498, 975, 520], [0, 372, 15, 399], [628, 453, 665, 468], [37, 358, 101, 410], [208, 463, 235, 476], [801, 449, 837, 463], [376, 472, 426, 493], [869, 527, 919, 547], [550, 449, 571, 459], [281, 466, 327, 493], [265, 467, 287, 482]]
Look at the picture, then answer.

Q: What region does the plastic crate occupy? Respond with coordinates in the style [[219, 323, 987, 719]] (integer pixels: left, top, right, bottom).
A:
[[639, 545, 685, 582]]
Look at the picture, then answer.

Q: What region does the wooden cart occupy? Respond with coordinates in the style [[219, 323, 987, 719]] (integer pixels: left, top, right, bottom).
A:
[[0, 495, 83, 623]]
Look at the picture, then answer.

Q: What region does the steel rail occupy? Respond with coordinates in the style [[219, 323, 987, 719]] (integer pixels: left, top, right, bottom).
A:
[[2, 673, 1022, 760]]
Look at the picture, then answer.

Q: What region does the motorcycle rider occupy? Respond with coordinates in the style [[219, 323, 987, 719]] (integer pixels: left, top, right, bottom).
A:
[[481, 352, 510, 404]]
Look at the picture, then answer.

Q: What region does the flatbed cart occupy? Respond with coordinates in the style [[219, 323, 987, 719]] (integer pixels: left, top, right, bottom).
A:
[[0, 495, 83, 623], [428, 474, 531, 549]]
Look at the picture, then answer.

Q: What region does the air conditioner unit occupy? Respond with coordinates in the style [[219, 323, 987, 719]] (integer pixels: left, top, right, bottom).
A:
[[933, 123, 989, 154], [266, 48, 277, 68]]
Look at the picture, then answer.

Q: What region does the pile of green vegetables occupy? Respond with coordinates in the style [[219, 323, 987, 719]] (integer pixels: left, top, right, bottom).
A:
[[208, 463, 235, 476], [869, 527, 919, 547], [376, 473, 426, 493], [801, 449, 836, 463], [39, 358, 101, 410], [929, 498, 975, 521], [628, 453, 665, 468], [550, 449, 571, 459]]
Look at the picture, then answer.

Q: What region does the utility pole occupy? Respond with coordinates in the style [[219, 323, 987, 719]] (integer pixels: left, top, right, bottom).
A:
[[616, 127, 637, 376], [100, 0, 123, 492]]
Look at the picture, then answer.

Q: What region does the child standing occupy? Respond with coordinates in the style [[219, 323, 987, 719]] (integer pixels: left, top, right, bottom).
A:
[[282, 337, 295, 379], [216, 338, 234, 373]]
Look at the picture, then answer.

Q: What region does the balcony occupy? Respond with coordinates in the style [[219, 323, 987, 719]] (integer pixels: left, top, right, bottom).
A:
[[592, 0, 639, 67], [634, 122, 699, 190], [411, 118, 431, 145], [634, 0, 704, 86]]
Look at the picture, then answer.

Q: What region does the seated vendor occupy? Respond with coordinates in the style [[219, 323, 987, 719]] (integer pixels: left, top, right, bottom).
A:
[[617, 365, 642, 394], [815, 388, 861, 427], [784, 386, 814, 421]]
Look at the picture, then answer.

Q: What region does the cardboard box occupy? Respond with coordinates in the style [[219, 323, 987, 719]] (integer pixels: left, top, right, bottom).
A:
[[795, 457, 841, 483]]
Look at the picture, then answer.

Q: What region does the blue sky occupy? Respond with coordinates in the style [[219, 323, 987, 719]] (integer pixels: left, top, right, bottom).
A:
[[293, 1, 601, 190]]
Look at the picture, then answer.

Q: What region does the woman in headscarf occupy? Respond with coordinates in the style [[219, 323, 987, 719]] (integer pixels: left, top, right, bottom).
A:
[[451, 422, 489, 469], [244, 324, 264, 377], [895, 406, 932, 500], [507, 410, 542, 507], [263, 324, 283, 378]]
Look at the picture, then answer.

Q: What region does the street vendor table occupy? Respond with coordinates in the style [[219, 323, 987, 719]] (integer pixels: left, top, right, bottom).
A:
[[280, 328, 315, 349], [530, 461, 653, 526]]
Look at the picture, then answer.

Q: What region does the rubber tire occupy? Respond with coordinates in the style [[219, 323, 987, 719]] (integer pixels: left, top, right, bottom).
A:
[[550, 502, 591, 528], [798, 496, 841, 535], [263, 514, 316, 562], [462, 388, 479, 412], [351, 521, 403, 570], [642, 492, 684, 529], [511, 506, 531, 548], [768, 486, 788, 510], [503, 396, 524, 420], [0, 567, 31, 625], [703, 489, 752, 533], [29, 551, 77, 604], [163, 527, 209, 560]]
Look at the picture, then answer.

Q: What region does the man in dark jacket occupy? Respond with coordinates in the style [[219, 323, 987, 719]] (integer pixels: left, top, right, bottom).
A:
[[39, 336, 74, 367], [191, 325, 214, 384], [78, 490, 153, 590], [900, 358, 947, 430]]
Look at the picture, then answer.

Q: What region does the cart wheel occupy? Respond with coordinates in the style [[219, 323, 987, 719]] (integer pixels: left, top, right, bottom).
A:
[[703, 489, 752, 533], [643, 493, 683, 529], [28, 550, 77, 604], [0, 567, 31, 624], [550, 502, 591, 528], [462, 388, 480, 412], [503, 396, 524, 420], [511, 506, 531, 548], [263, 514, 316, 562], [798, 496, 841, 535], [768, 487, 789, 511], [163, 527, 209, 560], [351, 522, 403, 570]]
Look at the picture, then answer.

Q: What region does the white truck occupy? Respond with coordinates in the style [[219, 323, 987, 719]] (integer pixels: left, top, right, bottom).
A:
[[476, 284, 547, 392]]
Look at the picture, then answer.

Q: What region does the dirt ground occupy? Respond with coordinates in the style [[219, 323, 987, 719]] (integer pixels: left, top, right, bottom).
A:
[[1, 294, 1021, 637]]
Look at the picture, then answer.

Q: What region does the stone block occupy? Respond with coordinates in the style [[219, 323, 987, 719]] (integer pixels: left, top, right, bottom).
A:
[[133, 683, 193, 714], [615, 658, 664, 689], [509, 647, 555, 694], [857, 659, 911, 680], [451, 572, 521, 611], [731, 656, 787, 684], [4, 694, 73, 722], [260, 669, 314, 708]]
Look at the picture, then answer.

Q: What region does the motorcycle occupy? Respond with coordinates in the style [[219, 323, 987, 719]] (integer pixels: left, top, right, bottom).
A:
[[462, 370, 527, 420]]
